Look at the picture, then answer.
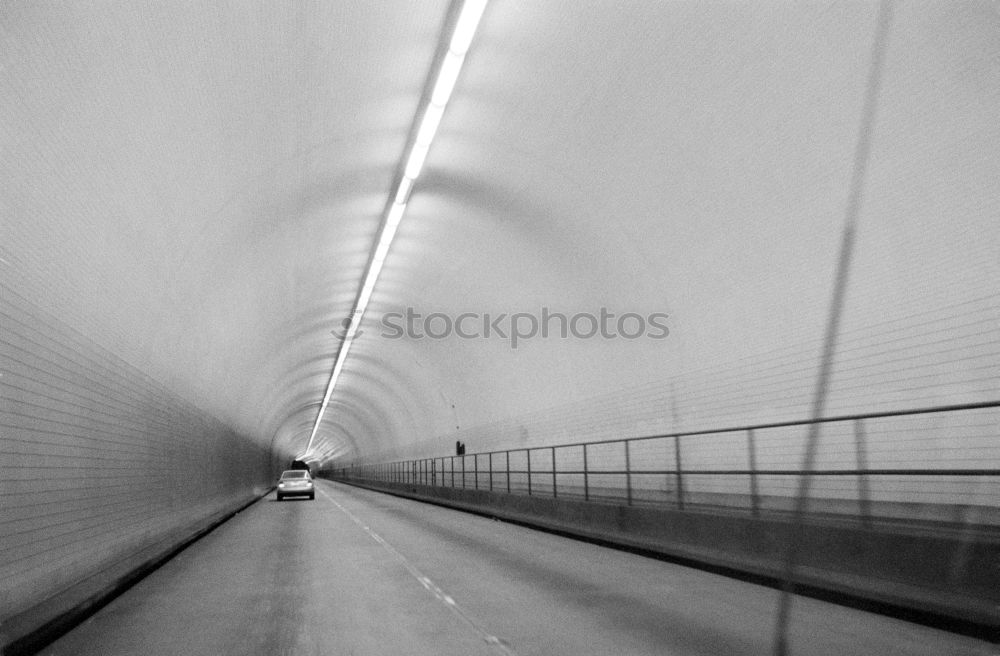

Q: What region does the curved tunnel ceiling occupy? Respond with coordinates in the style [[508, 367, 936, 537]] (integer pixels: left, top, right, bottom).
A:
[[4, 2, 999, 468]]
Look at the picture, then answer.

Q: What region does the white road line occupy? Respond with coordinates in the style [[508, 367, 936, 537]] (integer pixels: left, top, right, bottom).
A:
[[318, 486, 516, 655]]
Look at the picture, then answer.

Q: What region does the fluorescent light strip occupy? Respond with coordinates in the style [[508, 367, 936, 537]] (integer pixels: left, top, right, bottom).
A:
[[416, 103, 445, 147], [303, 0, 488, 460], [432, 51, 465, 106], [449, 0, 487, 54], [395, 177, 414, 205], [404, 142, 430, 180]]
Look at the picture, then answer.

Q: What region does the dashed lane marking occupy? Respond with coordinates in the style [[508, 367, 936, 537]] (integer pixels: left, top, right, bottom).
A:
[[318, 486, 516, 655]]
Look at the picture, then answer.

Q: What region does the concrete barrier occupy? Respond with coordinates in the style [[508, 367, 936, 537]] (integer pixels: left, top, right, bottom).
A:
[[333, 477, 1000, 638]]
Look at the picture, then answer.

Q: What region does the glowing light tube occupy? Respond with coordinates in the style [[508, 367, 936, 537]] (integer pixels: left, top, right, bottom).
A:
[[304, 0, 488, 459]]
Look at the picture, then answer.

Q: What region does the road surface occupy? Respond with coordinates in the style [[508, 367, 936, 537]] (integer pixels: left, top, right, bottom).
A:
[[40, 479, 994, 655]]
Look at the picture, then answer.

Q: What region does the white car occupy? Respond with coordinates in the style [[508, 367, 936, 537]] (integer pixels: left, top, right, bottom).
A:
[[276, 470, 314, 501]]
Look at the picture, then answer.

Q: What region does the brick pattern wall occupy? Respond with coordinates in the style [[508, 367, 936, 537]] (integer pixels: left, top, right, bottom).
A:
[[0, 282, 270, 622]]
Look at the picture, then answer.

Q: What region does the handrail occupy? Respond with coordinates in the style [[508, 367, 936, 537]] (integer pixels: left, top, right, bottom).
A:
[[325, 400, 1000, 523], [460, 399, 1000, 457]]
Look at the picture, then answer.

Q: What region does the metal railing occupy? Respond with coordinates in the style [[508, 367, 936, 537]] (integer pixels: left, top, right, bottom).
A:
[[326, 400, 1000, 525]]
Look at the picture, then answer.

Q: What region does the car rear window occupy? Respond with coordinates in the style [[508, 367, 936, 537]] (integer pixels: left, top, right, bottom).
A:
[[281, 471, 308, 479]]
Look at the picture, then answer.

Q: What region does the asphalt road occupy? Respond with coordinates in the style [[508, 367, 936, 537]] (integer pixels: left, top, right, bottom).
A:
[[39, 479, 995, 656]]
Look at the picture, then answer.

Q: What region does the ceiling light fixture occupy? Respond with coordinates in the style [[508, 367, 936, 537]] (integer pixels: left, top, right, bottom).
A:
[[302, 0, 487, 460]]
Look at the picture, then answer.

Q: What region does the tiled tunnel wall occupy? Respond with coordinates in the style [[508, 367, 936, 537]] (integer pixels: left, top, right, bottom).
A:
[[0, 282, 272, 634]]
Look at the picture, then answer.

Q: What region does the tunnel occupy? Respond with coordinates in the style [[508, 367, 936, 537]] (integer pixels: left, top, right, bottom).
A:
[[2, 1, 999, 654]]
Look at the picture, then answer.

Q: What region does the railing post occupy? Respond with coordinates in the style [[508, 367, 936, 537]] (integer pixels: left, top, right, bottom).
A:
[[583, 443, 589, 501], [552, 446, 558, 498], [489, 452, 493, 491], [462, 455, 466, 488], [506, 451, 511, 493], [527, 449, 532, 496], [854, 418, 872, 527], [625, 441, 632, 506], [474, 453, 479, 490], [748, 428, 760, 516], [675, 435, 685, 510], [451, 456, 455, 488]]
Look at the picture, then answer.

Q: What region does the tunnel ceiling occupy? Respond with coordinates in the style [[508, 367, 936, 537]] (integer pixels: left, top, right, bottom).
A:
[[4, 2, 999, 466]]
